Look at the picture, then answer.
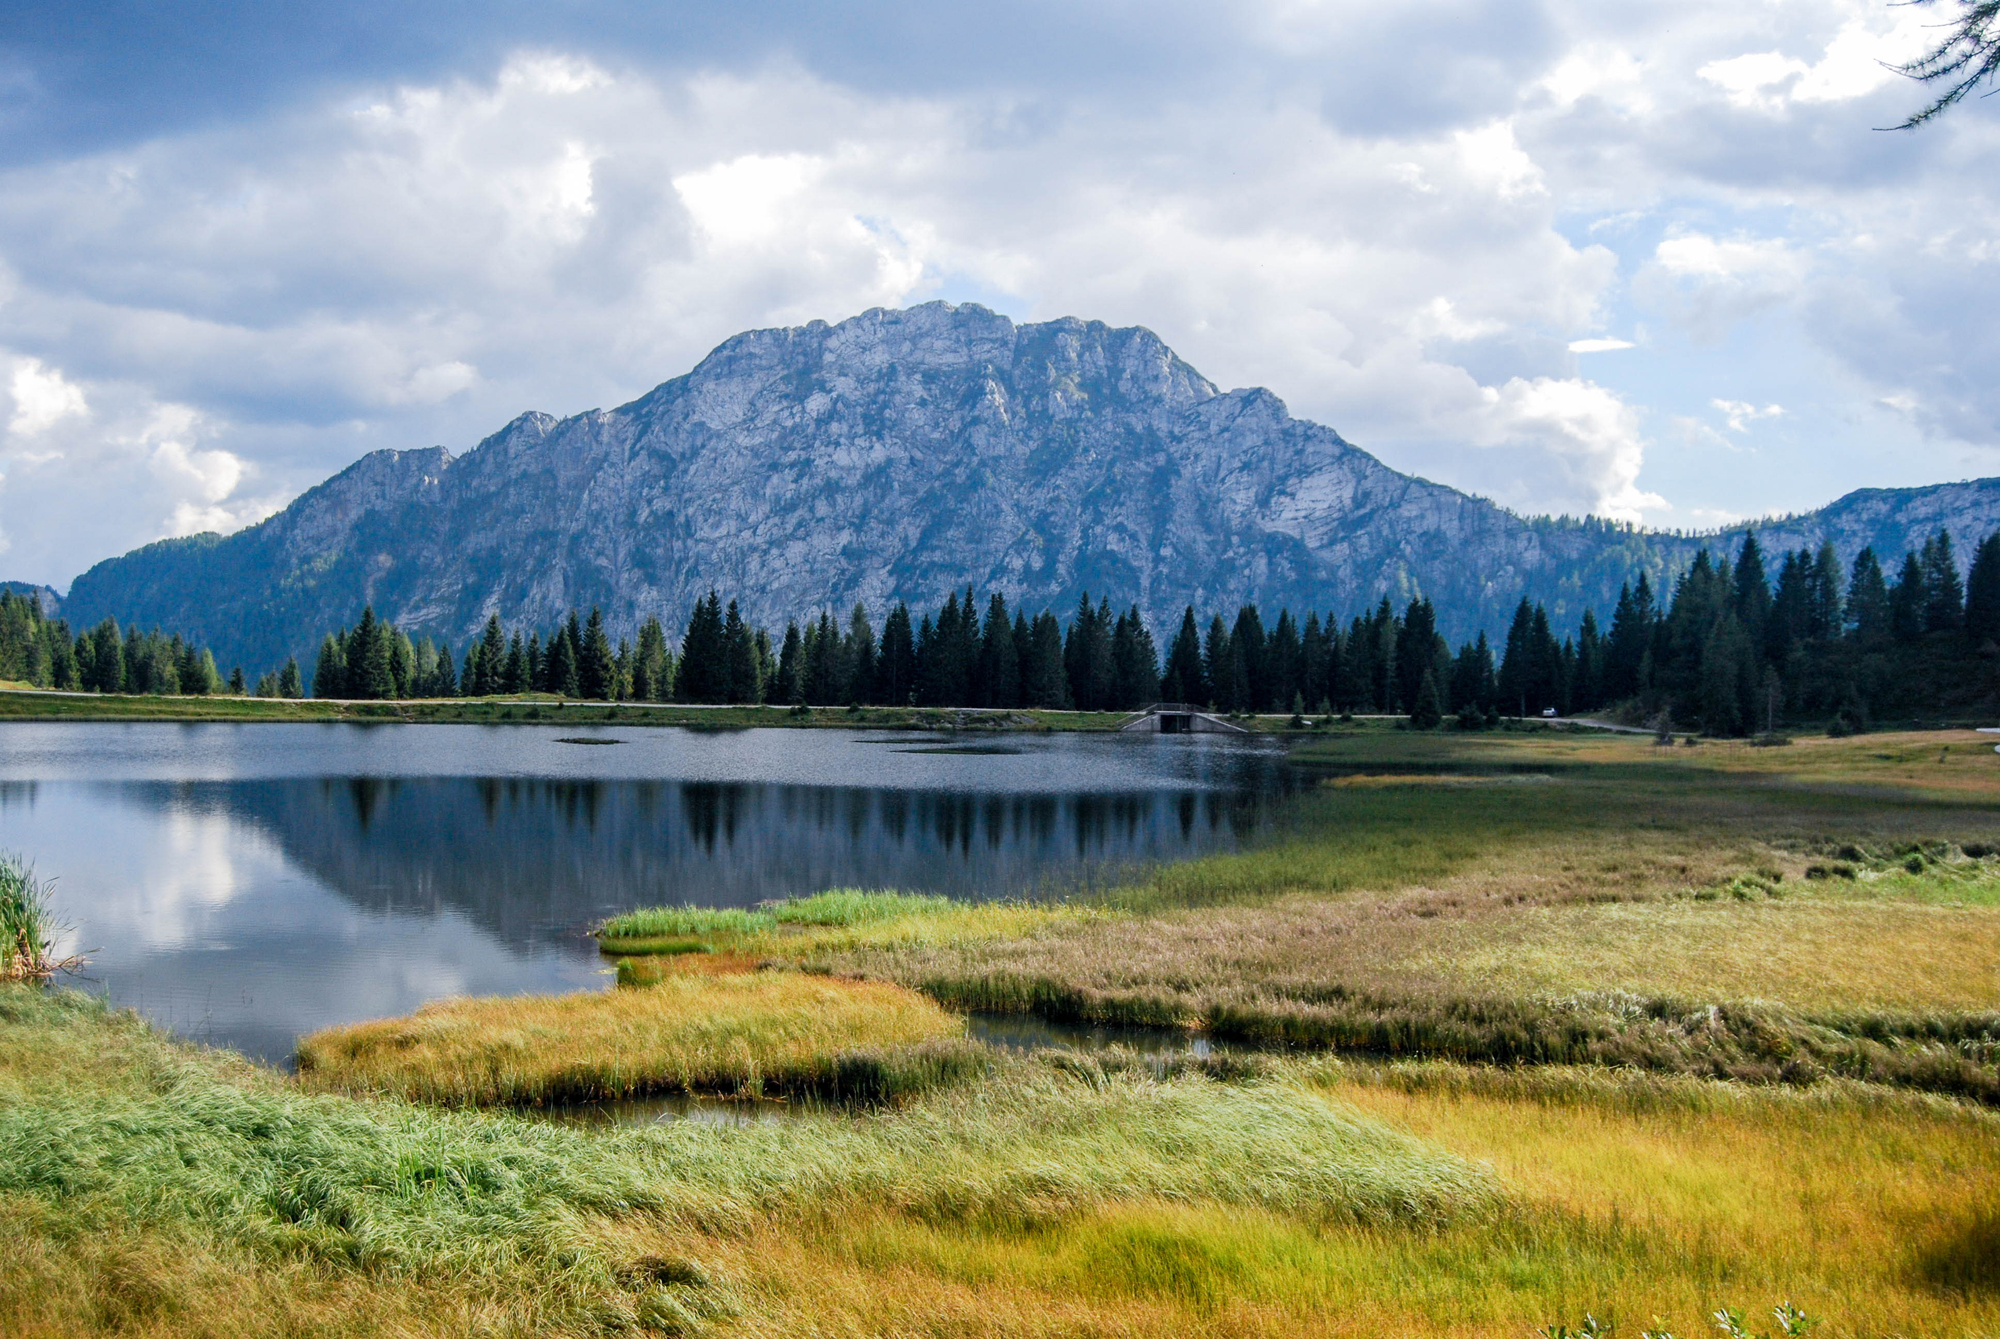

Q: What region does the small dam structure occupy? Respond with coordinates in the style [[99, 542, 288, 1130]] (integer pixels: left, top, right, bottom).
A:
[[1118, 703, 1250, 734]]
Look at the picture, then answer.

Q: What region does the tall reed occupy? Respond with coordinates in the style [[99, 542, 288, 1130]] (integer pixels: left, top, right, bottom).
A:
[[0, 853, 71, 982]]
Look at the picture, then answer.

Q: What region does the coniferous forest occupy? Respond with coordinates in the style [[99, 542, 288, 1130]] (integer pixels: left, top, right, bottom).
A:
[[10, 526, 2000, 734]]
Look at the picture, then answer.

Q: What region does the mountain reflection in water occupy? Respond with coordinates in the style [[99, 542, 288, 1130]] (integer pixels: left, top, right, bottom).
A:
[[0, 724, 1296, 1064]]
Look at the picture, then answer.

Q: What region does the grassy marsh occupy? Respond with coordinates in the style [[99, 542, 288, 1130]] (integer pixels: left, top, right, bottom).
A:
[[11, 727, 2000, 1335], [296, 971, 971, 1106]]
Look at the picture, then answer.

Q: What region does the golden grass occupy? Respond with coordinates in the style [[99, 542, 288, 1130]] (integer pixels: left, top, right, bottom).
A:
[[296, 971, 965, 1106], [1400, 895, 2000, 1013]]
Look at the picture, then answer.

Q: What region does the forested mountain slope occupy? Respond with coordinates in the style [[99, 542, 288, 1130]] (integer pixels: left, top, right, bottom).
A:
[[62, 302, 2000, 674]]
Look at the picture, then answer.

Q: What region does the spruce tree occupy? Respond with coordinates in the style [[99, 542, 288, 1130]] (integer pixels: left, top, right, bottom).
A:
[[1228, 605, 1267, 711], [1266, 610, 1302, 711], [1890, 551, 1928, 643], [633, 617, 670, 702], [1011, 610, 1034, 704], [723, 600, 758, 703], [1109, 605, 1159, 709], [432, 642, 457, 697], [1574, 610, 1604, 710], [1807, 542, 1844, 642], [578, 608, 616, 700], [228, 665, 246, 695], [1497, 599, 1534, 716], [313, 634, 346, 698], [1410, 665, 1444, 729], [1161, 607, 1205, 704], [1920, 530, 1965, 634], [1732, 532, 1771, 647], [1846, 548, 1892, 648], [876, 603, 917, 705], [504, 633, 529, 693], [1394, 599, 1436, 714], [847, 604, 876, 704], [676, 593, 725, 703], [977, 593, 1018, 708], [773, 622, 803, 706], [1300, 612, 1331, 711], [1965, 532, 2000, 648], [547, 628, 579, 697], [1024, 611, 1070, 708], [1201, 616, 1232, 711]]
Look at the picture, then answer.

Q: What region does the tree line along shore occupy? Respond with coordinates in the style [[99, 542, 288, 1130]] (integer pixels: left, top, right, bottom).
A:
[[4, 526, 1998, 735]]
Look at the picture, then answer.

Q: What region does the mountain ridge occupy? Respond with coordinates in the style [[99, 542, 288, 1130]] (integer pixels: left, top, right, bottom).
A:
[[60, 301, 2000, 675]]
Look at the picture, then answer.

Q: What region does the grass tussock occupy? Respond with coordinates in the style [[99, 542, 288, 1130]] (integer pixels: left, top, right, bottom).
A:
[[598, 888, 1081, 959], [296, 971, 970, 1107], [0, 854, 75, 983]]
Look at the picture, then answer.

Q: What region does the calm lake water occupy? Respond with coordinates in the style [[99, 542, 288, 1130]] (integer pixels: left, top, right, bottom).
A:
[[0, 722, 1296, 1064]]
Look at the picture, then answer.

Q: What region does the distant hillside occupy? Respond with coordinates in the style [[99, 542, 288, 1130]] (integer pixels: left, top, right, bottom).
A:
[[61, 302, 2000, 674], [0, 582, 62, 617]]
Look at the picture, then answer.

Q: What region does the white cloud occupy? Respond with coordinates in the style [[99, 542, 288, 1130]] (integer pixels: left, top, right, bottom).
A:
[[1712, 398, 1784, 432], [1473, 376, 1667, 522], [7, 358, 87, 437], [0, 4, 1994, 583]]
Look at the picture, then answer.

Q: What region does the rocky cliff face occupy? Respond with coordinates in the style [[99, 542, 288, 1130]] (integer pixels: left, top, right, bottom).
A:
[[62, 302, 2000, 674]]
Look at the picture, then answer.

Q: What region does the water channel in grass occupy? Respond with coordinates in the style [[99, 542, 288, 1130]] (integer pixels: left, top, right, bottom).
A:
[[0, 721, 1299, 1065]]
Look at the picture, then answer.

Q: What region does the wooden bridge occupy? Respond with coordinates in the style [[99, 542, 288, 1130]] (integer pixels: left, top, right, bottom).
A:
[[1117, 702, 1249, 734]]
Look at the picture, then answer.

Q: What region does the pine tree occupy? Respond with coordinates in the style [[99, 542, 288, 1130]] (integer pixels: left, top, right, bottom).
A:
[[1574, 610, 1604, 710], [579, 608, 616, 700], [1300, 612, 1331, 712], [527, 632, 546, 693], [1160, 607, 1205, 704], [314, 634, 347, 698], [504, 633, 529, 693], [1394, 598, 1436, 715], [1497, 599, 1535, 717], [1410, 665, 1444, 729], [1228, 605, 1267, 711], [977, 593, 1018, 708], [1266, 610, 1302, 711], [632, 616, 670, 702], [1732, 532, 1771, 647], [875, 603, 917, 706], [847, 604, 877, 704], [1920, 530, 1965, 634], [356, 610, 396, 700], [723, 600, 758, 703], [1807, 542, 1844, 642], [1023, 611, 1070, 708], [279, 659, 305, 699], [1846, 548, 1893, 649], [432, 642, 457, 697], [1109, 606, 1159, 710], [547, 627, 580, 697], [1965, 532, 2000, 648], [676, 593, 725, 703], [1201, 616, 1232, 711], [1890, 550, 1927, 643], [773, 622, 803, 705]]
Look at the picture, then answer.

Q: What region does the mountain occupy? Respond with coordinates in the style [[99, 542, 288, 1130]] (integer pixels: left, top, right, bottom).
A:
[[0, 582, 62, 616], [62, 302, 2000, 675]]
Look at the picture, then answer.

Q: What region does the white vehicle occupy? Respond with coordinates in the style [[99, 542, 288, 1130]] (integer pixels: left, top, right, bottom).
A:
[[1541, 707, 1558, 718]]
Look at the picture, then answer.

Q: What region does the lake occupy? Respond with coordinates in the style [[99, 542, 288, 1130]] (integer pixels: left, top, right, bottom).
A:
[[0, 722, 1297, 1063]]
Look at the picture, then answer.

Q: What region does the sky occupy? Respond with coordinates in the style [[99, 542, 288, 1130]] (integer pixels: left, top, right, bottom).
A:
[[0, 0, 1995, 590]]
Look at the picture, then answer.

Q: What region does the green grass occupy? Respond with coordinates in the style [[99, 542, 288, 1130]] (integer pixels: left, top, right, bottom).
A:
[[598, 890, 1079, 959], [0, 855, 64, 982], [0, 688, 1150, 731], [1, 986, 1496, 1338]]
